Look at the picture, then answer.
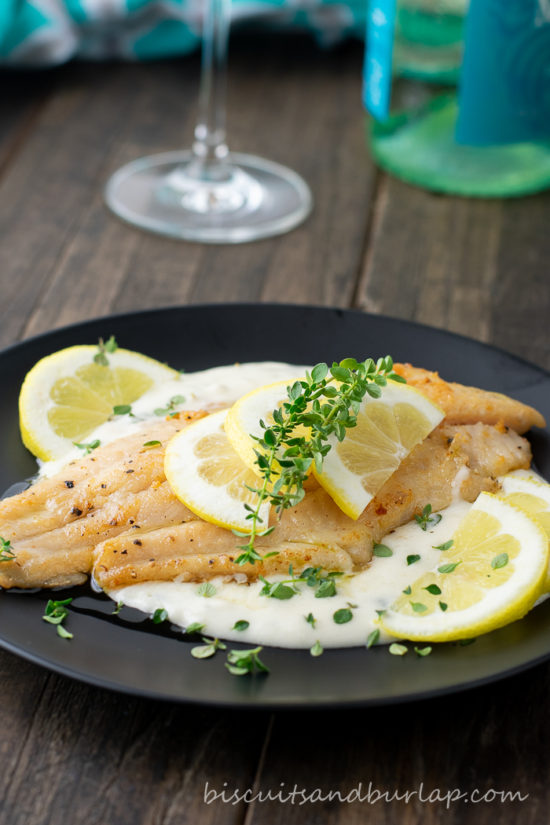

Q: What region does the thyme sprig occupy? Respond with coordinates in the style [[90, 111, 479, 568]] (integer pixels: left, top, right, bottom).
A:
[[93, 336, 118, 366], [259, 565, 343, 600], [235, 356, 404, 565]]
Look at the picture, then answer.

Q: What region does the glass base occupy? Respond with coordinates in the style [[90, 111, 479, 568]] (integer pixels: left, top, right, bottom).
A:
[[105, 151, 312, 243], [370, 96, 550, 197]]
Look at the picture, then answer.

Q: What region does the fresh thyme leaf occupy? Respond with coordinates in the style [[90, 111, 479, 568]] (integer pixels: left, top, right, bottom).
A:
[[410, 601, 428, 613], [491, 552, 509, 570], [191, 637, 226, 659], [389, 643, 408, 656], [112, 601, 123, 615], [235, 356, 401, 565], [333, 608, 353, 624], [113, 404, 132, 416], [233, 620, 249, 632], [315, 578, 337, 598], [423, 584, 442, 595], [42, 598, 73, 637], [439, 601, 448, 611], [407, 554, 421, 566], [152, 608, 168, 624], [197, 582, 217, 598], [414, 645, 432, 657], [0, 536, 15, 563], [73, 439, 100, 455], [305, 612, 317, 628], [373, 543, 393, 558], [375, 609, 386, 618], [366, 629, 379, 648], [402, 586, 412, 595], [94, 336, 118, 366], [185, 622, 205, 635], [154, 395, 186, 417], [415, 504, 442, 531], [438, 561, 461, 574], [225, 646, 269, 676], [310, 640, 323, 657], [433, 539, 454, 551], [142, 440, 162, 449]]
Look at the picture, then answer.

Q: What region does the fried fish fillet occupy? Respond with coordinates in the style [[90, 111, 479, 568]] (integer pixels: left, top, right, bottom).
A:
[[0, 367, 540, 590], [394, 363, 545, 433]]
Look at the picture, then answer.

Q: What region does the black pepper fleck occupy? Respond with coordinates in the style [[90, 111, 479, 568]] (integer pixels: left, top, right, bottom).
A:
[[64, 481, 74, 489]]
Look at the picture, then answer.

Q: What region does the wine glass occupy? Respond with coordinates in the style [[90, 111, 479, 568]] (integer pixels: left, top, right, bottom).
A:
[[104, 0, 313, 243]]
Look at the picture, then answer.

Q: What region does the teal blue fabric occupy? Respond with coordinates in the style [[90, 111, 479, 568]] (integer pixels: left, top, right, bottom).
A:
[[0, 1, 366, 66]]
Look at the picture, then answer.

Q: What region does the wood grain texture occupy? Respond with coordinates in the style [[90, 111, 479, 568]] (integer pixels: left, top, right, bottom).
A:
[[356, 178, 550, 371], [245, 666, 548, 825], [0, 646, 269, 825]]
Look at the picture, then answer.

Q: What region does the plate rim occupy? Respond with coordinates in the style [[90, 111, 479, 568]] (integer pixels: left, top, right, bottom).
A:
[[1, 302, 550, 709]]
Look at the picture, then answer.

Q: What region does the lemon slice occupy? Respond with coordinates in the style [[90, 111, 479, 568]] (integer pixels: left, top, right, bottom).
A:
[[224, 377, 306, 471], [500, 472, 550, 590], [164, 409, 270, 532], [380, 492, 548, 643], [315, 381, 444, 519], [19, 345, 177, 460]]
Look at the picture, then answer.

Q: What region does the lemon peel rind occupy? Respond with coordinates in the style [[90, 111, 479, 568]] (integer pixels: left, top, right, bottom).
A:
[[380, 493, 549, 643]]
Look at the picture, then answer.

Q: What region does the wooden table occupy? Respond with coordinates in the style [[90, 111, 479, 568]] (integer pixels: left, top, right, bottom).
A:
[[1, 34, 550, 825]]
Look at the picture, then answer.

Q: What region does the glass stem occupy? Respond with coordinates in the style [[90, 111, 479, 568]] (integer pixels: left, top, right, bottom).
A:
[[191, 0, 231, 181]]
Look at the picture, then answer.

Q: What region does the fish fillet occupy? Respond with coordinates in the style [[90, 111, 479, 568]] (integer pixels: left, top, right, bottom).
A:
[[394, 363, 545, 433]]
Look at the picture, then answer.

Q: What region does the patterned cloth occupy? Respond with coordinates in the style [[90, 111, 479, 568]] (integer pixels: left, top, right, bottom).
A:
[[0, 0, 366, 66]]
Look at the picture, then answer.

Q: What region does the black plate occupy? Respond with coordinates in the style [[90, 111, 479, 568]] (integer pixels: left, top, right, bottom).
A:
[[1, 304, 550, 708]]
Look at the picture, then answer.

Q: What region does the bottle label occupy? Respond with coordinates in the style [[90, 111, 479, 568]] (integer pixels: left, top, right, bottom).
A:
[[363, 0, 397, 120], [456, 0, 550, 145]]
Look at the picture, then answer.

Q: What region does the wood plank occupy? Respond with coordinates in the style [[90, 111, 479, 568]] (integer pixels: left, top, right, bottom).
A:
[[18, 37, 374, 340], [246, 666, 547, 825], [0, 647, 270, 825], [355, 177, 550, 369]]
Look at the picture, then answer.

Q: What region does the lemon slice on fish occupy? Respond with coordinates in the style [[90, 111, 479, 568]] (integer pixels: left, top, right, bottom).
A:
[[225, 377, 444, 520], [500, 472, 550, 590], [165, 409, 271, 532], [19, 343, 177, 460], [380, 493, 549, 643]]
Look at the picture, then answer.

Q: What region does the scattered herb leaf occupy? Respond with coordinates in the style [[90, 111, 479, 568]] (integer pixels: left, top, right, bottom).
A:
[[414, 645, 432, 657], [333, 608, 353, 625], [415, 504, 442, 531], [0, 537, 15, 563], [491, 552, 509, 570], [233, 620, 249, 632], [423, 584, 442, 595], [310, 640, 323, 657], [152, 608, 168, 624], [366, 629, 380, 648], [373, 543, 393, 558], [407, 554, 421, 566], [225, 646, 269, 676], [410, 601, 428, 613], [433, 539, 454, 551], [438, 561, 461, 574], [389, 643, 408, 656], [73, 439, 100, 455]]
